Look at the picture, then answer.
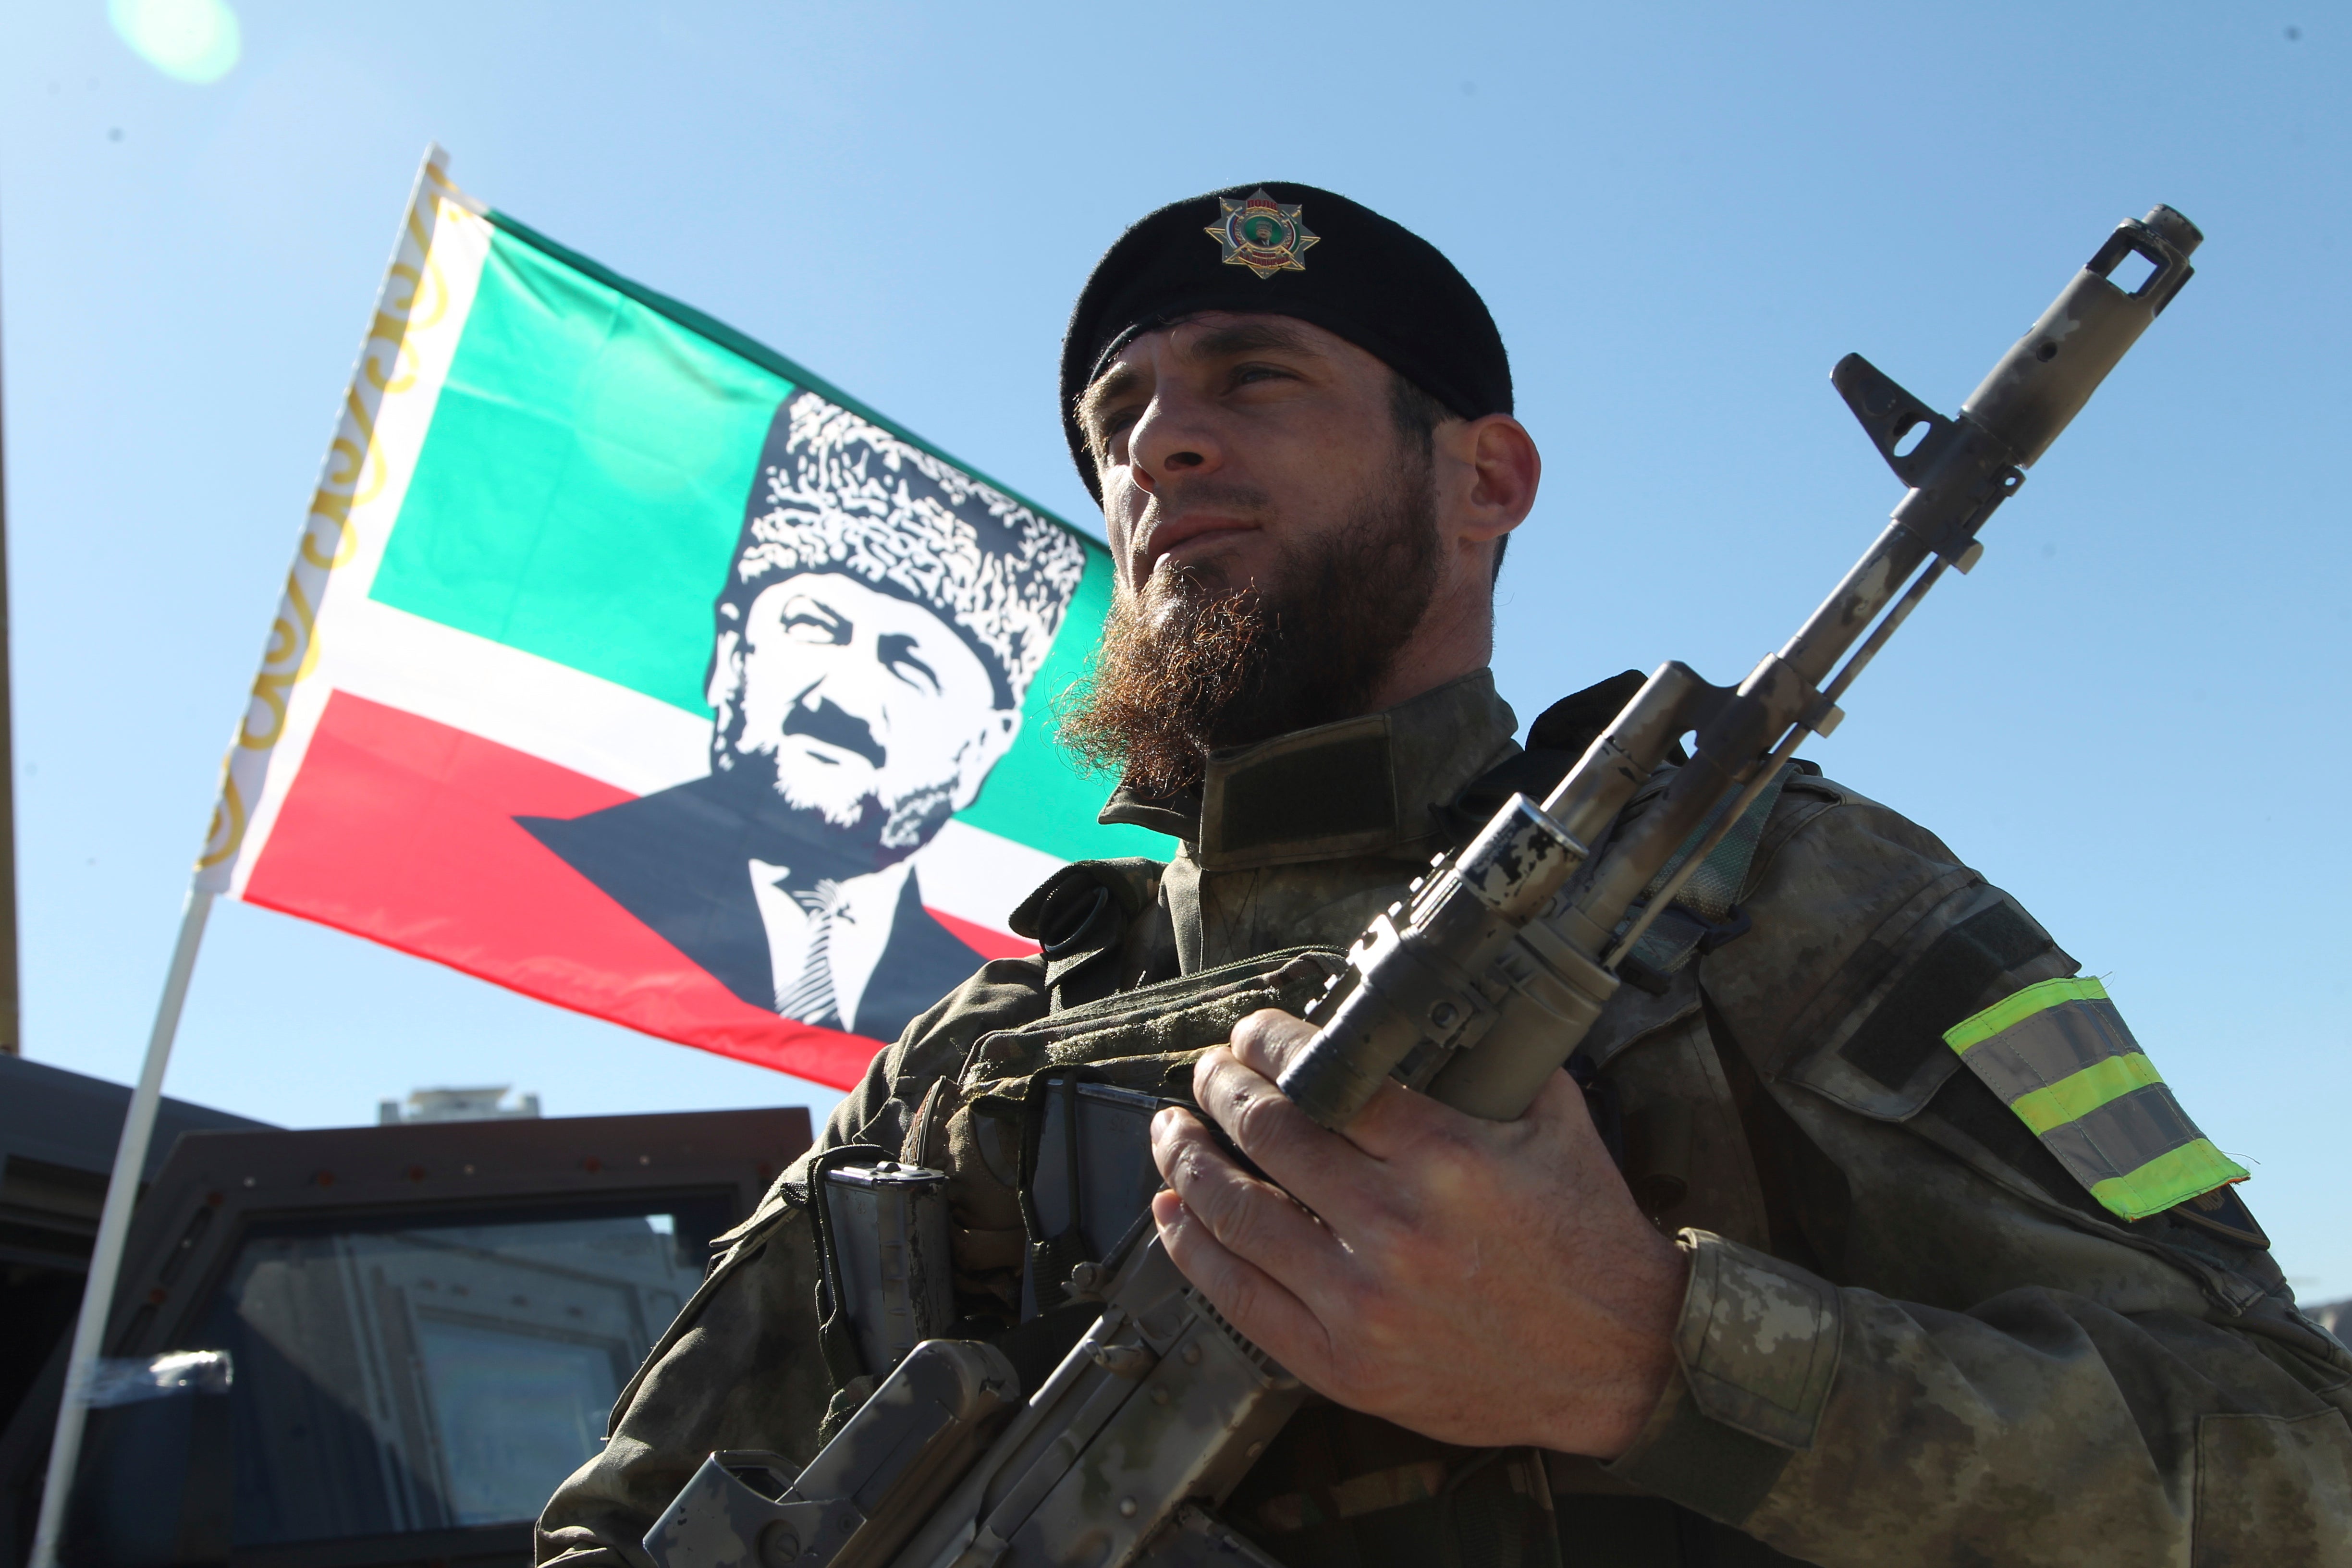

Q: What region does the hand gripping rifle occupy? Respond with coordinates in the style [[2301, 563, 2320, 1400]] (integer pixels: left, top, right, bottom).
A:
[[643, 205, 2201, 1568]]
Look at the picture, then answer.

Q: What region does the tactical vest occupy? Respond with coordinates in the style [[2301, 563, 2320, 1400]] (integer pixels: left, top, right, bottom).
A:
[[856, 768, 1825, 1568]]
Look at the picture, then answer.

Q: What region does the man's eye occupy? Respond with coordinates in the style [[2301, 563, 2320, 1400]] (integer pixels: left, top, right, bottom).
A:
[[1097, 407, 1140, 450], [1229, 362, 1293, 390], [877, 633, 940, 695], [778, 595, 849, 644]]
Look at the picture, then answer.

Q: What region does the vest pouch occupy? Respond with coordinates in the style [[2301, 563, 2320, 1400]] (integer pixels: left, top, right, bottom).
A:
[[964, 944, 1348, 1090], [1224, 1408, 1565, 1568], [807, 1141, 962, 1434], [1018, 1075, 1172, 1318], [953, 945, 1347, 1323], [818, 1160, 957, 1380]]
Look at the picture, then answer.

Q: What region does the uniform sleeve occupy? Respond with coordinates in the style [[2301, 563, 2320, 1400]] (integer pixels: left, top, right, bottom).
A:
[[534, 955, 1051, 1568], [1606, 782, 2352, 1565], [1611, 1231, 2352, 1565], [534, 1199, 832, 1568]]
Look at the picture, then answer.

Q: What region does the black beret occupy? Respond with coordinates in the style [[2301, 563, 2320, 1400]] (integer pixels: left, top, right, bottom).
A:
[[1060, 183, 1513, 499]]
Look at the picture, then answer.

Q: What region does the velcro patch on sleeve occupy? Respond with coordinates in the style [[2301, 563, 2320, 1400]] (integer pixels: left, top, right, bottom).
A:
[[1943, 976, 2245, 1221]]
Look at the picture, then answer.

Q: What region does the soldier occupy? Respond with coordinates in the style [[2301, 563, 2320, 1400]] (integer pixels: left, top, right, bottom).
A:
[[539, 185, 2352, 1566]]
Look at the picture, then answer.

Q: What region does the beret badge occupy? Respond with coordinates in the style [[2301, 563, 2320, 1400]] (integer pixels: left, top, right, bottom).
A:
[[1205, 188, 1320, 279]]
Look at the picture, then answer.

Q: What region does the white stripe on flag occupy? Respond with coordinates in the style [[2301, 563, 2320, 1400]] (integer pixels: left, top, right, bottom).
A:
[[334, 602, 1060, 938], [334, 600, 712, 797], [910, 820, 1065, 936]]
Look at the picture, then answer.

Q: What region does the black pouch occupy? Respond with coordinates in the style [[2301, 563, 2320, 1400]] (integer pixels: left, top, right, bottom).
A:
[[817, 1158, 957, 1379], [956, 943, 1348, 1322], [1016, 1074, 1173, 1318]]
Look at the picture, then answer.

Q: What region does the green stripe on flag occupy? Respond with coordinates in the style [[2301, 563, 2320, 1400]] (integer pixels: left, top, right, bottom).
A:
[[956, 551, 1164, 861], [1943, 974, 2110, 1053], [2088, 1139, 2250, 1223], [373, 225, 787, 716], [482, 209, 1066, 527], [2006, 1051, 2165, 1136], [366, 210, 1172, 868]]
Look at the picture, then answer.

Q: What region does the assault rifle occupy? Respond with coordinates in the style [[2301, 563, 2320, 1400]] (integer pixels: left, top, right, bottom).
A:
[[643, 205, 2202, 1568]]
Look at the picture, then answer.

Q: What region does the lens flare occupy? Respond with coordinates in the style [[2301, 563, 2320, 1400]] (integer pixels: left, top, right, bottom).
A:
[[107, 0, 241, 85]]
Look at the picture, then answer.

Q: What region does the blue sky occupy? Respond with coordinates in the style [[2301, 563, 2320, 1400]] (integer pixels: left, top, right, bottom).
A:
[[2, 2, 2345, 1297]]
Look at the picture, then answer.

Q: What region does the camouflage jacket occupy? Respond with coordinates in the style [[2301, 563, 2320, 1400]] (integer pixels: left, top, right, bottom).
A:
[[538, 670, 2352, 1568]]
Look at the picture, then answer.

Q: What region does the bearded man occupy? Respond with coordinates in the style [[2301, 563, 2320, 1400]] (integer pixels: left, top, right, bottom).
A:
[[525, 389, 1086, 1046], [538, 186, 2350, 1567]]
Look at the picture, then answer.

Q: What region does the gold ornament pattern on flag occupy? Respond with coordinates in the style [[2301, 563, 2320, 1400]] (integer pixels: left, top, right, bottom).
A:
[[201, 158, 473, 871]]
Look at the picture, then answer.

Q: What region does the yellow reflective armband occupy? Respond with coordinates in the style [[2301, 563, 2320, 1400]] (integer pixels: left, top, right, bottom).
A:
[[1943, 976, 2245, 1221]]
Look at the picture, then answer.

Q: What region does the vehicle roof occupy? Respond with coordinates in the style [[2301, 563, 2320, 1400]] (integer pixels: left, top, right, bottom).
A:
[[0, 1054, 273, 1183]]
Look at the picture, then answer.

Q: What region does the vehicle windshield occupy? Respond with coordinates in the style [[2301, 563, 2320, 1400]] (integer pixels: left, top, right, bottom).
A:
[[188, 1196, 729, 1544]]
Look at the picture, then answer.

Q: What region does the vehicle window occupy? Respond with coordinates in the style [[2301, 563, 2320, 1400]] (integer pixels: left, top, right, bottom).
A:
[[186, 1197, 729, 1544]]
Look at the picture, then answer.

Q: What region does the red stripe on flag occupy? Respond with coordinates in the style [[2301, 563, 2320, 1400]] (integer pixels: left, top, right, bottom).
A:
[[242, 690, 902, 1090]]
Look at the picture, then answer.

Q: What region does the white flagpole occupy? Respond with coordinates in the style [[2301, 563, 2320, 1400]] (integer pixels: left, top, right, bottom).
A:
[[27, 885, 215, 1568]]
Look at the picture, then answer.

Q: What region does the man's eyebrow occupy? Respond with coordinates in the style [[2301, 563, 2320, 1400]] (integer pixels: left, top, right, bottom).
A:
[[1174, 318, 1325, 364], [1077, 362, 1143, 437], [1078, 319, 1327, 438]]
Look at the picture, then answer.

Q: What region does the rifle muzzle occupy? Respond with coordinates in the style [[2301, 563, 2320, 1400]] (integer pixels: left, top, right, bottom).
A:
[[1961, 204, 2201, 469]]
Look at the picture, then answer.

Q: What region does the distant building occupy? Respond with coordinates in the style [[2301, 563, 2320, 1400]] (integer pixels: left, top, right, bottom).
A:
[[2310, 1298, 2349, 1340], [378, 1086, 543, 1125]]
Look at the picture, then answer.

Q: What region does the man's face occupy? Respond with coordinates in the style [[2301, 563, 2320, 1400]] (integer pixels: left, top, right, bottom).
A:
[[1060, 314, 1452, 795], [714, 571, 1017, 844], [1078, 312, 1414, 615]]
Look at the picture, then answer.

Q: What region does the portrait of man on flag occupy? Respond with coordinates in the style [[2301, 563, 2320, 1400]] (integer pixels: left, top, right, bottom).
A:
[[521, 388, 1089, 1045]]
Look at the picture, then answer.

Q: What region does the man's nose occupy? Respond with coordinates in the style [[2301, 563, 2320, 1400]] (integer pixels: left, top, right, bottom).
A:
[[808, 647, 891, 722], [797, 669, 891, 743], [1125, 385, 1223, 495]]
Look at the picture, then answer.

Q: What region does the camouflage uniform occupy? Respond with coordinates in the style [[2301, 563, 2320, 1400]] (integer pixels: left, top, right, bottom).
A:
[[539, 670, 2352, 1568]]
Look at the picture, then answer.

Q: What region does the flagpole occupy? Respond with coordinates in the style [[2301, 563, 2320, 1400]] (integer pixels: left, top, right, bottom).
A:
[[26, 143, 471, 1565], [27, 887, 215, 1568], [0, 186, 21, 1058]]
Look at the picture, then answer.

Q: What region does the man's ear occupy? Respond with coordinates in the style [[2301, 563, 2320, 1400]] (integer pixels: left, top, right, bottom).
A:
[[949, 707, 1024, 810], [705, 628, 744, 733], [1439, 413, 1541, 547]]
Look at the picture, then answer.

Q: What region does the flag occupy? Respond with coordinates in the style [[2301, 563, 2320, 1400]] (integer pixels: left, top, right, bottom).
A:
[[196, 149, 1162, 1090]]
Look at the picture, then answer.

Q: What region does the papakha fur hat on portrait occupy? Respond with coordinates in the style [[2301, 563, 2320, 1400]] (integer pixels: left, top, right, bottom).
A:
[[725, 390, 1089, 708]]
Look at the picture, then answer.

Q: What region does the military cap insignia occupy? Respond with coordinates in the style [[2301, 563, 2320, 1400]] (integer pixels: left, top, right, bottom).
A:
[[1205, 189, 1319, 278]]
